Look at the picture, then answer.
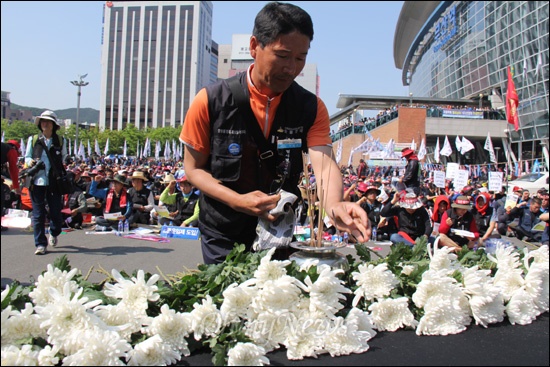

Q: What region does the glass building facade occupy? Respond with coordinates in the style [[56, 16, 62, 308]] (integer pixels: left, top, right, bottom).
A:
[[402, 1, 548, 161], [99, 1, 215, 131]]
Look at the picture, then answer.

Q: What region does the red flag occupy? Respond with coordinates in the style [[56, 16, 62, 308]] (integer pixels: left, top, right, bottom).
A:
[[506, 66, 519, 131]]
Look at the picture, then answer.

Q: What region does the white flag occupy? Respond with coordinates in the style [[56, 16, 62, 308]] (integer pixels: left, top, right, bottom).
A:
[[434, 137, 440, 163], [335, 139, 343, 164], [104, 138, 110, 155], [87, 140, 91, 158], [440, 136, 453, 157], [417, 138, 426, 160], [164, 140, 171, 160], [455, 136, 463, 152], [123, 139, 127, 158], [78, 141, 85, 160], [20, 138, 26, 157], [460, 136, 475, 154], [410, 138, 416, 151], [95, 139, 101, 156], [155, 140, 161, 160], [484, 133, 496, 163]]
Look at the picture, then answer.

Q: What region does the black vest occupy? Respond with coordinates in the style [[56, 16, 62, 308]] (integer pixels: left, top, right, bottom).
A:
[[201, 73, 317, 237], [176, 192, 199, 221], [128, 187, 151, 207], [32, 134, 65, 182]]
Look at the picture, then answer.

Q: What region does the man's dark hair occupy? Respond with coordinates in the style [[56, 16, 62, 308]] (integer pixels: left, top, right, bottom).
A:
[[253, 2, 314, 47], [531, 197, 542, 206]]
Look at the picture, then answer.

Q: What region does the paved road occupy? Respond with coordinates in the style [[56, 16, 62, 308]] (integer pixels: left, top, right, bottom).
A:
[[1, 221, 537, 289]]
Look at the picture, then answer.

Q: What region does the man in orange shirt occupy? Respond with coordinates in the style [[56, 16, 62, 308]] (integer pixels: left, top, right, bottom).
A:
[[180, 2, 369, 264]]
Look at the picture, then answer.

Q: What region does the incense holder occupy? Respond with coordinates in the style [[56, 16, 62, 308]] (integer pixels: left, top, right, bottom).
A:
[[289, 241, 349, 271]]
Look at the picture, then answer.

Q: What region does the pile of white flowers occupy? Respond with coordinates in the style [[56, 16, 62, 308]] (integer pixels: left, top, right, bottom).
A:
[[1, 243, 548, 366]]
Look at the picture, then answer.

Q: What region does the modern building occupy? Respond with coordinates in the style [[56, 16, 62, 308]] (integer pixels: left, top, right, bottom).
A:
[[99, 1, 215, 131], [217, 34, 320, 97], [333, 1, 548, 170], [395, 1, 548, 164]]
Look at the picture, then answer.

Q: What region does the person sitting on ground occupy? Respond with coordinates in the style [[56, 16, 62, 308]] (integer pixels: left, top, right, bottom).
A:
[[61, 171, 87, 229], [506, 197, 543, 242], [159, 175, 200, 227], [438, 196, 480, 251], [381, 190, 432, 246], [359, 182, 396, 241], [126, 170, 154, 226], [89, 173, 132, 231]]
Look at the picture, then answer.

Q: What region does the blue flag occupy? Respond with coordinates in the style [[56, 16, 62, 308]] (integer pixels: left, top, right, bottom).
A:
[[532, 159, 540, 173]]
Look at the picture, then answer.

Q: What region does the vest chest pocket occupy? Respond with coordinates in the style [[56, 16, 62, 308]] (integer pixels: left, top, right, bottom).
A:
[[211, 134, 243, 182]]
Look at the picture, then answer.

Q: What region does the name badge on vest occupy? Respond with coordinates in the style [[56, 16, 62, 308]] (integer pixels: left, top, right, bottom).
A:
[[228, 143, 241, 156], [277, 139, 301, 149]]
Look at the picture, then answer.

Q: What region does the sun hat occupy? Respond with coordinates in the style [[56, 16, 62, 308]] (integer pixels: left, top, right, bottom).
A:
[[109, 174, 128, 186], [357, 182, 368, 193], [129, 171, 148, 182], [365, 184, 381, 195], [34, 110, 60, 129], [452, 195, 472, 210], [399, 192, 423, 209], [401, 148, 414, 158], [161, 174, 177, 184]]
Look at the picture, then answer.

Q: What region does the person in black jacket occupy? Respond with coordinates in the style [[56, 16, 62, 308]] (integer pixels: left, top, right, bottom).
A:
[[399, 148, 420, 195], [126, 171, 154, 226], [381, 190, 432, 246]]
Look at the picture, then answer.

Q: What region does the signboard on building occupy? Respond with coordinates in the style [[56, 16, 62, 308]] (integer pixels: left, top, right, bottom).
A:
[[231, 34, 253, 60]]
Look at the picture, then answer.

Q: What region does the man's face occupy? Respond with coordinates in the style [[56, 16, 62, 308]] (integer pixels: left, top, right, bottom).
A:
[[522, 191, 530, 200], [530, 202, 541, 213], [250, 31, 309, 96]]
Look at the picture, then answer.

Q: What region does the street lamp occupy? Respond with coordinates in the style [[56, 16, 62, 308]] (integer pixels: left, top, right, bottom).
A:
[[494, 146, 501, 164], [70, 74, 89, 149], [409, 92, 413, 107], [479, 93, 483, 110]]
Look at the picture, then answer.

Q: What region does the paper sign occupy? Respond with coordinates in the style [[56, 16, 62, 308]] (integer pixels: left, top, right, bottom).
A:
[[453, 169, 469, 192], [160, 225, 200, 240], [433, 171, 446, 188], [451, 229, 475, 238], [488, 172, 503, 192], [504, 193, 519, 209], [446, 163, 459, 179], [154, 205, 174, 219], [532, 222, 546, 232], [104, 212, 122, 221]]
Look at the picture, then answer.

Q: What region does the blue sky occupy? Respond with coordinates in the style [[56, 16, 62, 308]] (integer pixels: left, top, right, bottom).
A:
[[1, 1, 407, 117]]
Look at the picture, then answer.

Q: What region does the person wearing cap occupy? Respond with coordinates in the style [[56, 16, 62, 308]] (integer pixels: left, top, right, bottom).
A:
[[89, 173, 132, 231], [24, 110, 67, 255], [381, 190, 432, 246], [127, 171, 154, 226], [438, 196, 480, 251], [398, 148, 420, 196], [159, 175, 200, 227], [1, 139, 21, 231]]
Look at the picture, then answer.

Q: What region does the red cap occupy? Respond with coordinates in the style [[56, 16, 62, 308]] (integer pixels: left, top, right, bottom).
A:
[[176, 175, 188, 183], [513, 186, 523, 193], [401, 148, 414, 157], [7, 140, 20, 151]]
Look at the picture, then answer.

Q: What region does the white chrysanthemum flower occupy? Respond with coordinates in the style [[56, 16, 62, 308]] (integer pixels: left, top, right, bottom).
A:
[[526, 245, 549, 266], [93, 303, 141, 340], [297, 258, 320, 272], [412, 269, 458, 308], [37, 345, 60, 366], [488, 244, 522, 271], [282, 310, 328, 360], [0, 344, 39, 366], [322, 316, 370, 357], [103, 269, 160, 313], [252, 248, 292, 287], [221, 283, 255, 324], [468, 293, 505, 327], [506, 288, 538, 325], [33, 284, 103, 355], [524, 264, 549, 314], [29, 264, 79, 306], [416, 296, 471, 335], [493, 268, 525, 302], [145, 304, 193, 355], [303, 265, 350, 318], [227, 342, 269, 366], [368, 297, 418, 332], [345, 308, 377, 340], [2, 302, 45, 345], [126, 334, 181, 366], [190, 295, 223, 340], [245, 310, 294, 352], [351, 263, 399, 306], [400, 265, 415, 276], [429, 245, 459, 273], [62, 329, 131, 366], [251, 276, 302, 314]]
